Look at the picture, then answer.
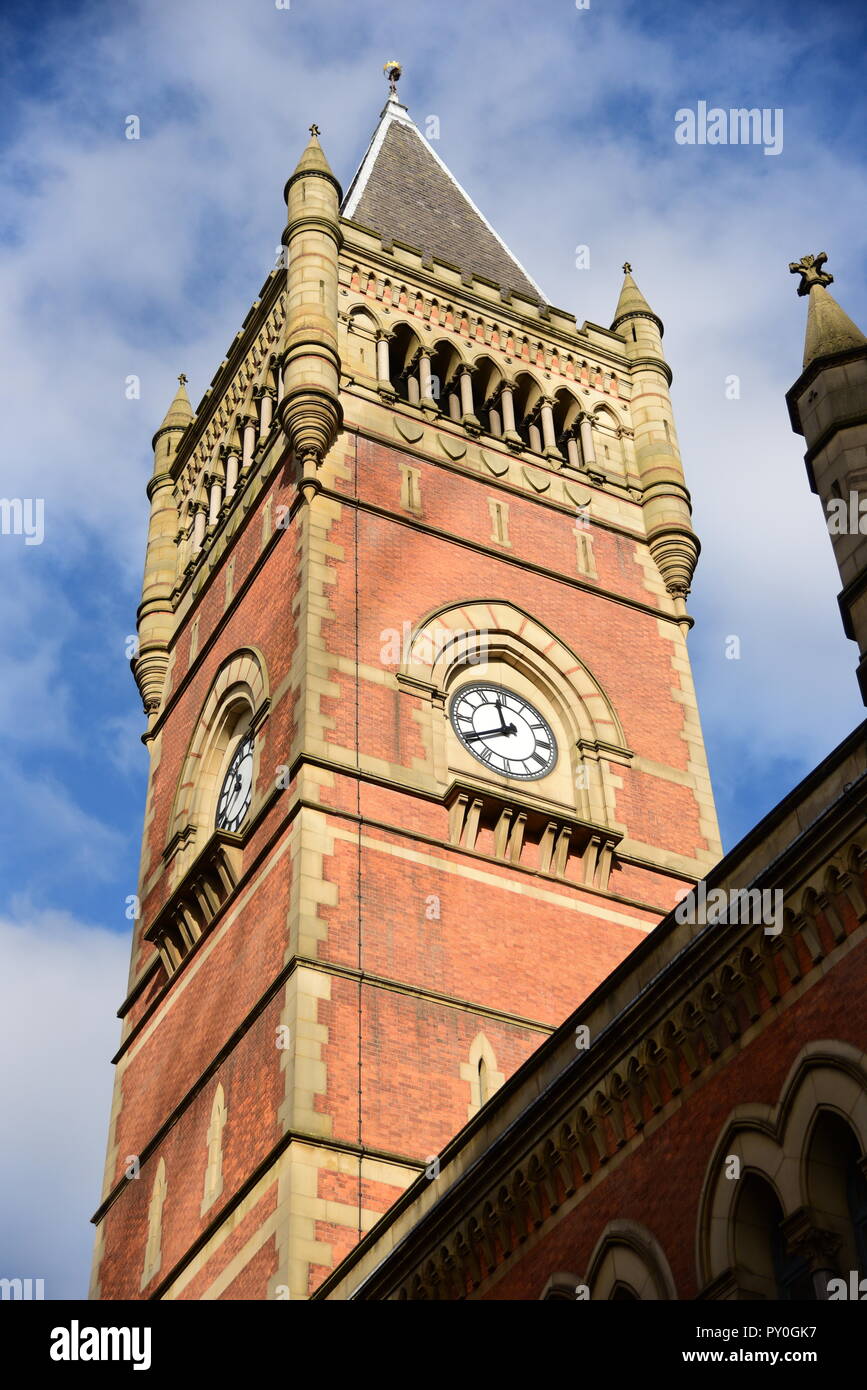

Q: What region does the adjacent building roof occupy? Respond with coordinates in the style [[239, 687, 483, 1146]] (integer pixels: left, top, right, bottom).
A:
[[342, 93, 546, 304]]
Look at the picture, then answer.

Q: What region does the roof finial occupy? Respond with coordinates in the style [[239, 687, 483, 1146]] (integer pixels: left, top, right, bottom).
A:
[[309, 123, 320, 138], [622, 261, 632, 275], [789, 251, 834, 298], [178, 372, 187, 386], [383, 60, 402, 98]]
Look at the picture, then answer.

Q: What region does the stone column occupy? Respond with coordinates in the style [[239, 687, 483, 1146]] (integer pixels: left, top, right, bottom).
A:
[[579, 413, 596, 467], [192, 500, 207, 552], [258, 389, 273, 439], [224, 446, 240, 501], [208, 459, 224, 526], [540, 398, 561, 462], [500, 384, 522, 449], [461, 369, 480, 428], [242, 415, 256, 470], [566, 434, 581, 469], [376, 334, 391, 386], [418, 350, 437, 412]]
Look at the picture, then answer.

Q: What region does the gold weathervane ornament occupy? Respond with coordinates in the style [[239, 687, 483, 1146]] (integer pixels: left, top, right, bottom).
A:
[[309, 124, 320, 138], [622, 262, 632, 275], [384, 60, 402, 96], [177, 373, 187, 386]]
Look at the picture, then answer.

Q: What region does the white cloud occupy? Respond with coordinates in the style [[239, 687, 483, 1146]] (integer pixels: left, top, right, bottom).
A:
[[0, 910, 129, 1299], [1, 0, 865, 1302], [0, 769, 129, 887]]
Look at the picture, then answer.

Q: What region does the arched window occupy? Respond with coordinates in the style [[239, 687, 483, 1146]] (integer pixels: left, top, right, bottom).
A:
[[733, 1174, 812, 1300], [540, 1273, 579, 1301], [461, 1034, 504, 1118], [550, 388, 581, 465], [202, 1085, 227, 1215], [473, 356, 505, 437], [806, 1111, 867, 1281], [584, 1221, 677, 1300], [512, 372, 544, 453], [477, 1056, 489, 1106], [388, 323, 424, 402], [168, 648, 269, 877], [698, 1045, 867, 1297], [428, 339, 462, 418]]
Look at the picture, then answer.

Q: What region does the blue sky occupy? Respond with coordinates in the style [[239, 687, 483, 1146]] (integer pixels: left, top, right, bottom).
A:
[[0, 0, 865, 1298]]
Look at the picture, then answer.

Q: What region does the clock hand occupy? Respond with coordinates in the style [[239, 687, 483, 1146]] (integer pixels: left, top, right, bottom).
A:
[[464, 723, 517, 742], [494, 699, 519, 736]]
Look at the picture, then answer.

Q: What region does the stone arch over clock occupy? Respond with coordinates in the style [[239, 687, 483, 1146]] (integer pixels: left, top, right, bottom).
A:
[[396, 600, 632, 886], [165, 647, 270, 883]]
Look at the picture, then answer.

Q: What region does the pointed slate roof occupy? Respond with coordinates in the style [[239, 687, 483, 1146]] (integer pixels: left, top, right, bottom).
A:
[[342, 93, 545, 304]]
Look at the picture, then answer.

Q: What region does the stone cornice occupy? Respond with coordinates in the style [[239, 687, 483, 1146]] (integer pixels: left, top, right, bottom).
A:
[[800, 408, 867, 468], [611, 307, 664, 337], [786, 342, 867, 434]]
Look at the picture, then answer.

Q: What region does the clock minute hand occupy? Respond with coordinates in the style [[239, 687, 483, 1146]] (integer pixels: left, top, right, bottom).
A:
[[464, 722, 517, 743]]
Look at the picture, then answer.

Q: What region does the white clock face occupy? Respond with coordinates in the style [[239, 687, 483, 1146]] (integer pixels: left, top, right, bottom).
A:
[[450, 683, 557, 780], [216, 732, 254, 833]]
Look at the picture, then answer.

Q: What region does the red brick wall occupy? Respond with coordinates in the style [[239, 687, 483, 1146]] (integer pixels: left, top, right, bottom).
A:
[[481, 933, 867, 1300], [96, 419, 712, 1299]]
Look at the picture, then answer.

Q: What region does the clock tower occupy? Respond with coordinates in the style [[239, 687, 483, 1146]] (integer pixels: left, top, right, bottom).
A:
[[91, 71, 721, 1300]]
